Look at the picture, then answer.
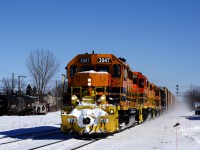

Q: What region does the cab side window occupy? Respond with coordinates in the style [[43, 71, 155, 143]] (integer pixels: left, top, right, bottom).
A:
[[70, 65, 77, 78], [139, 78, 144, 88], [128, 70, 132, 80], [147, 81, 149, 88], [113, 64, 121, 77], [133, 75, 138, 84]]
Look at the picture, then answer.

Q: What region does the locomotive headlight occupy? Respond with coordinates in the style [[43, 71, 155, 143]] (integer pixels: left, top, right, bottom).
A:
[[88, 78, 92, 86], [101, 96, 105, 100], [97, 95, 106, 102], [61, 110, 64, 114], [72, 95, 78, 100], [88, 78, 92, 82], [61, 110, 67, 114], [110, 109, 114, 114]]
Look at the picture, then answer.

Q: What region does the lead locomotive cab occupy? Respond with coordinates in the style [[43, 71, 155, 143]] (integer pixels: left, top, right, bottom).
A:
[[61, 52, 137, 135]]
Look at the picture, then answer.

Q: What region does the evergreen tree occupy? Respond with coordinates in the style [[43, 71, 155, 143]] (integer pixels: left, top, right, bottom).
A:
[[26, 84, 32, 95]]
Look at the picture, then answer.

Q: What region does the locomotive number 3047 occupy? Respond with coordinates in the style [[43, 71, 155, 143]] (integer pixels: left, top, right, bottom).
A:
[[79, 58, 91, 63], [98, 58, 111, 63]]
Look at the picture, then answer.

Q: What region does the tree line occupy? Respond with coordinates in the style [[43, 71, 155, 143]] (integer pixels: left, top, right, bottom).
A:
[[184, 86, 200, 109], [1, 49, 199, 111], [0, 49, 63, 103]]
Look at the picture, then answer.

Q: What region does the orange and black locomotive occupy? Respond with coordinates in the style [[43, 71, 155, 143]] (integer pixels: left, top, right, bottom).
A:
[[61, 52, 176, 135]]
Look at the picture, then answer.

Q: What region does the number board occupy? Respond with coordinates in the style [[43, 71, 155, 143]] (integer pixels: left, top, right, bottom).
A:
[[98, 58, 111, 63], [79, 58, 91, 64]]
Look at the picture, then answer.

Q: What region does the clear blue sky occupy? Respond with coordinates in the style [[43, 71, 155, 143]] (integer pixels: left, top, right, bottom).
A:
[[0, 0, 200, 95]]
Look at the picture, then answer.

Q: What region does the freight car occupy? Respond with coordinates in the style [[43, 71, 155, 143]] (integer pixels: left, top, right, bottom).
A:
[[61, 52, 176, 135], [0, 95, 35, 115]]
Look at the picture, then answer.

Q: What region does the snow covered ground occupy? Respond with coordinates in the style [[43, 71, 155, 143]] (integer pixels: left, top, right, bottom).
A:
[[0, 111, 61, 133], [0, 103, 200, 150], [83, 110, 200, 150]]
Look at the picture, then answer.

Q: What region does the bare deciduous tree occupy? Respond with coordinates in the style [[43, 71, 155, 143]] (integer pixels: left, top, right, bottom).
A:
[[26, 49, 60, 102], [51, 80, 63, 98], [0, 78, 18, 94], [1, 78, 12, 94]]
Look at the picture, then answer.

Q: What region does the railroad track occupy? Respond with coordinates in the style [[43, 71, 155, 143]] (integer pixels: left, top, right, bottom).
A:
[[28, 135, 106, 150], [0, 121, 147, 150], [71, 138, 101, 150], [0, 128, 111, 150], [28, 134, 75, 150]]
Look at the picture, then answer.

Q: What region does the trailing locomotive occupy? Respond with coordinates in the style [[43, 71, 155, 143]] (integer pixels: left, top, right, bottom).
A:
[[61, 52, 176, 135]]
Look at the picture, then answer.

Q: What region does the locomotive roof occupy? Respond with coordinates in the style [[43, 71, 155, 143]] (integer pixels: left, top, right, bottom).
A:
[[65, 53, 130, 69]]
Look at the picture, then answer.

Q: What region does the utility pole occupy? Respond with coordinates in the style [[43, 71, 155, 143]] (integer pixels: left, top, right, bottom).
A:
[[12, 73, 14, 94], [0, 79, 2, 95], [56, 80, 58, 110], [61, 74, 66, 109], [61, 74, 66, 94], [18, 75, 27, 94]]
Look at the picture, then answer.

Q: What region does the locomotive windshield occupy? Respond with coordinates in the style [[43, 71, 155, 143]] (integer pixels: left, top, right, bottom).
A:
[[70, 65, 77, 78], [81, 66, 94, 72], [113, 64, 121, 77], [97, 65, 109, 72]]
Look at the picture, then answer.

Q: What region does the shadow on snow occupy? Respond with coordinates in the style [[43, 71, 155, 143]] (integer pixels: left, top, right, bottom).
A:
[[181, 115, 200, 120], [0, 126, 74, 140]]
